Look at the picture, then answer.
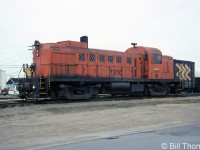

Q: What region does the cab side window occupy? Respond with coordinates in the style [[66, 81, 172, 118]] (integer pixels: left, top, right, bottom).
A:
[[153, 54, 161, 64]]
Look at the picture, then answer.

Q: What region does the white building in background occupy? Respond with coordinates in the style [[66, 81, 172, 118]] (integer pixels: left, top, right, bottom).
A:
[[0, 69, 6, 90]]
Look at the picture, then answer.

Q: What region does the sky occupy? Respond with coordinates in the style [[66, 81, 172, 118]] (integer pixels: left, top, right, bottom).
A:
[[0, 0, 200, 79]]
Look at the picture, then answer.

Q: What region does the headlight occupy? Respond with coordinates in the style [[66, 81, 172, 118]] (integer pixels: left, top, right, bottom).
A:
[[32, 85, 36, 89]]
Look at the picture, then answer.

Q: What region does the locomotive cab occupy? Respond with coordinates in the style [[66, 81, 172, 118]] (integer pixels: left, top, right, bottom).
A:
[[145, 48, 174, 80], [126, 46, 174, 95], [126, 46, 174, 80]]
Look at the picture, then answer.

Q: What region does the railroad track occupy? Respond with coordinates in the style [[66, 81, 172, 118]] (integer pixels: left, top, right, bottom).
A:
[[0, 93, 200, 109], [0, 100, 19, 108]]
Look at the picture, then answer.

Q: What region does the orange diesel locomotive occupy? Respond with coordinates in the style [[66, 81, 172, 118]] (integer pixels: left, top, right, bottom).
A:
[[18, 36, 194, 99]]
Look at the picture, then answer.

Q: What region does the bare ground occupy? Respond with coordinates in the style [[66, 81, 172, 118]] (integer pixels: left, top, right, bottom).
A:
[[0, 96, 200, 150]]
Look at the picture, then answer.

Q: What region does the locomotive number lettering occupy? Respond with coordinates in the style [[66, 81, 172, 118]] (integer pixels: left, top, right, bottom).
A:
[[110, 70, 122, 76]]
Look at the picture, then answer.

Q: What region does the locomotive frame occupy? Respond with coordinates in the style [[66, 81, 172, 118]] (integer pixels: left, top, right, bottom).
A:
[[18, 36, 194, 100]]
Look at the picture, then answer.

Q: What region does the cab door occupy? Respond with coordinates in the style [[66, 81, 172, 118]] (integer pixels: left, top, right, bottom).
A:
[[148, 53, 162, 79]]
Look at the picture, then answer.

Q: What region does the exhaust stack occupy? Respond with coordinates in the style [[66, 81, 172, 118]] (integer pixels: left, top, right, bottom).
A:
[[80, 36, 88, 48]]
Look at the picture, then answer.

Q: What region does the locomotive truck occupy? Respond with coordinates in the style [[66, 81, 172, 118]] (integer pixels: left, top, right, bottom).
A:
[[18, 36, 195, 99]]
